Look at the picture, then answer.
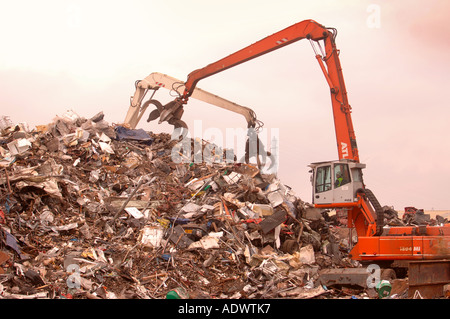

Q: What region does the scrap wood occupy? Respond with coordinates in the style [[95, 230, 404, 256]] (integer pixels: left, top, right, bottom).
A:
[[140, 272, 168, 281], [112, 178, 146, 221], [3, 168, 12, 193]]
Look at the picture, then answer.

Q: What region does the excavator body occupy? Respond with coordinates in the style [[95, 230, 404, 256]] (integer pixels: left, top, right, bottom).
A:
[[309, 160, 450, 260]]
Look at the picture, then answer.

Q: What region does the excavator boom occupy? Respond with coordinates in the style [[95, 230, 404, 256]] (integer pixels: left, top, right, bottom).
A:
[[180, 19, 359, 162]]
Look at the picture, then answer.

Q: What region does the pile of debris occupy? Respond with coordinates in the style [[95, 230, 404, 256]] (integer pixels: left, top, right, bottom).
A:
[[0, 112, 403, 299]]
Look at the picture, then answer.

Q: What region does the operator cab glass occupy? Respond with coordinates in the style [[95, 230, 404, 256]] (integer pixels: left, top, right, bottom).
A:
[[334, 163, 351, 188], [315, 165, 331, 193], [309, 160, 366, 205]]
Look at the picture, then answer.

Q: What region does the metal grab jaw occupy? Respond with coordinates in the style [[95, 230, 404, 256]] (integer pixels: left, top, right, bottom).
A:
[[146, 98, 188, 130], [241, 127, 277, 172]]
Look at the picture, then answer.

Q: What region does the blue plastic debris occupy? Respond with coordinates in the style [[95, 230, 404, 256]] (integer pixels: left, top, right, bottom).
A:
[[115, 126, 154, 145]]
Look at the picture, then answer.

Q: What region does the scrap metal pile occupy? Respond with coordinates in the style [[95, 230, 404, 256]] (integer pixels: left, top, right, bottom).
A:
[[0, 112, 412, 299]]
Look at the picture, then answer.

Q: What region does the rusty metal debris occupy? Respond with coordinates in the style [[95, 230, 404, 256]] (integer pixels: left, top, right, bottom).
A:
[[0, 111, 447, 299]]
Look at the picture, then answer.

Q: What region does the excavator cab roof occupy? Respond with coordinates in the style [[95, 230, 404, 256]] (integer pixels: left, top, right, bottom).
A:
[[308, 159, 366, 169]]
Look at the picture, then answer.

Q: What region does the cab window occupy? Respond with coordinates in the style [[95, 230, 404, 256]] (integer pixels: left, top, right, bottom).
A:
[[315, 165, 331, 193], [351, 167, 363, 182], [334, 163, 351, 188]]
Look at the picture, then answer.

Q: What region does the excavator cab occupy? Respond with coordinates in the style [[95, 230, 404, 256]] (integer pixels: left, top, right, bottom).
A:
[[309, 160, 366, 205]]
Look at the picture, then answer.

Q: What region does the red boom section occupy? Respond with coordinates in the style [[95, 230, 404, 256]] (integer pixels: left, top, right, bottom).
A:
[[180, 19, 359, 162]]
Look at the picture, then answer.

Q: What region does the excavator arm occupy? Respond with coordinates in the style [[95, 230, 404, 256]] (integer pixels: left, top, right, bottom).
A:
[[124, 72, 261, 130], [179, 19, 359, 162], [128, 20, 359, 162], [124, 72, 273, 170]]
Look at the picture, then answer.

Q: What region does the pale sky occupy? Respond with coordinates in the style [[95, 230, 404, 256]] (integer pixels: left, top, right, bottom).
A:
[[1, 0, 449, 210]]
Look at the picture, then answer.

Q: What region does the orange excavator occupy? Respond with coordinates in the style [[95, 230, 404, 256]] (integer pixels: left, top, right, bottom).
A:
[[125, 19, 450, 296]]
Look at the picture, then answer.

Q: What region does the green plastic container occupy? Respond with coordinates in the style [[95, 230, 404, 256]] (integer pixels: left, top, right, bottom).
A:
[[166, 287, 189, 299], [376, 280, 392, 298]]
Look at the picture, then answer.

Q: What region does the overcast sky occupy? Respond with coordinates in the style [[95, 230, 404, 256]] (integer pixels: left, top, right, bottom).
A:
[[1, 0, 449, 210]]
